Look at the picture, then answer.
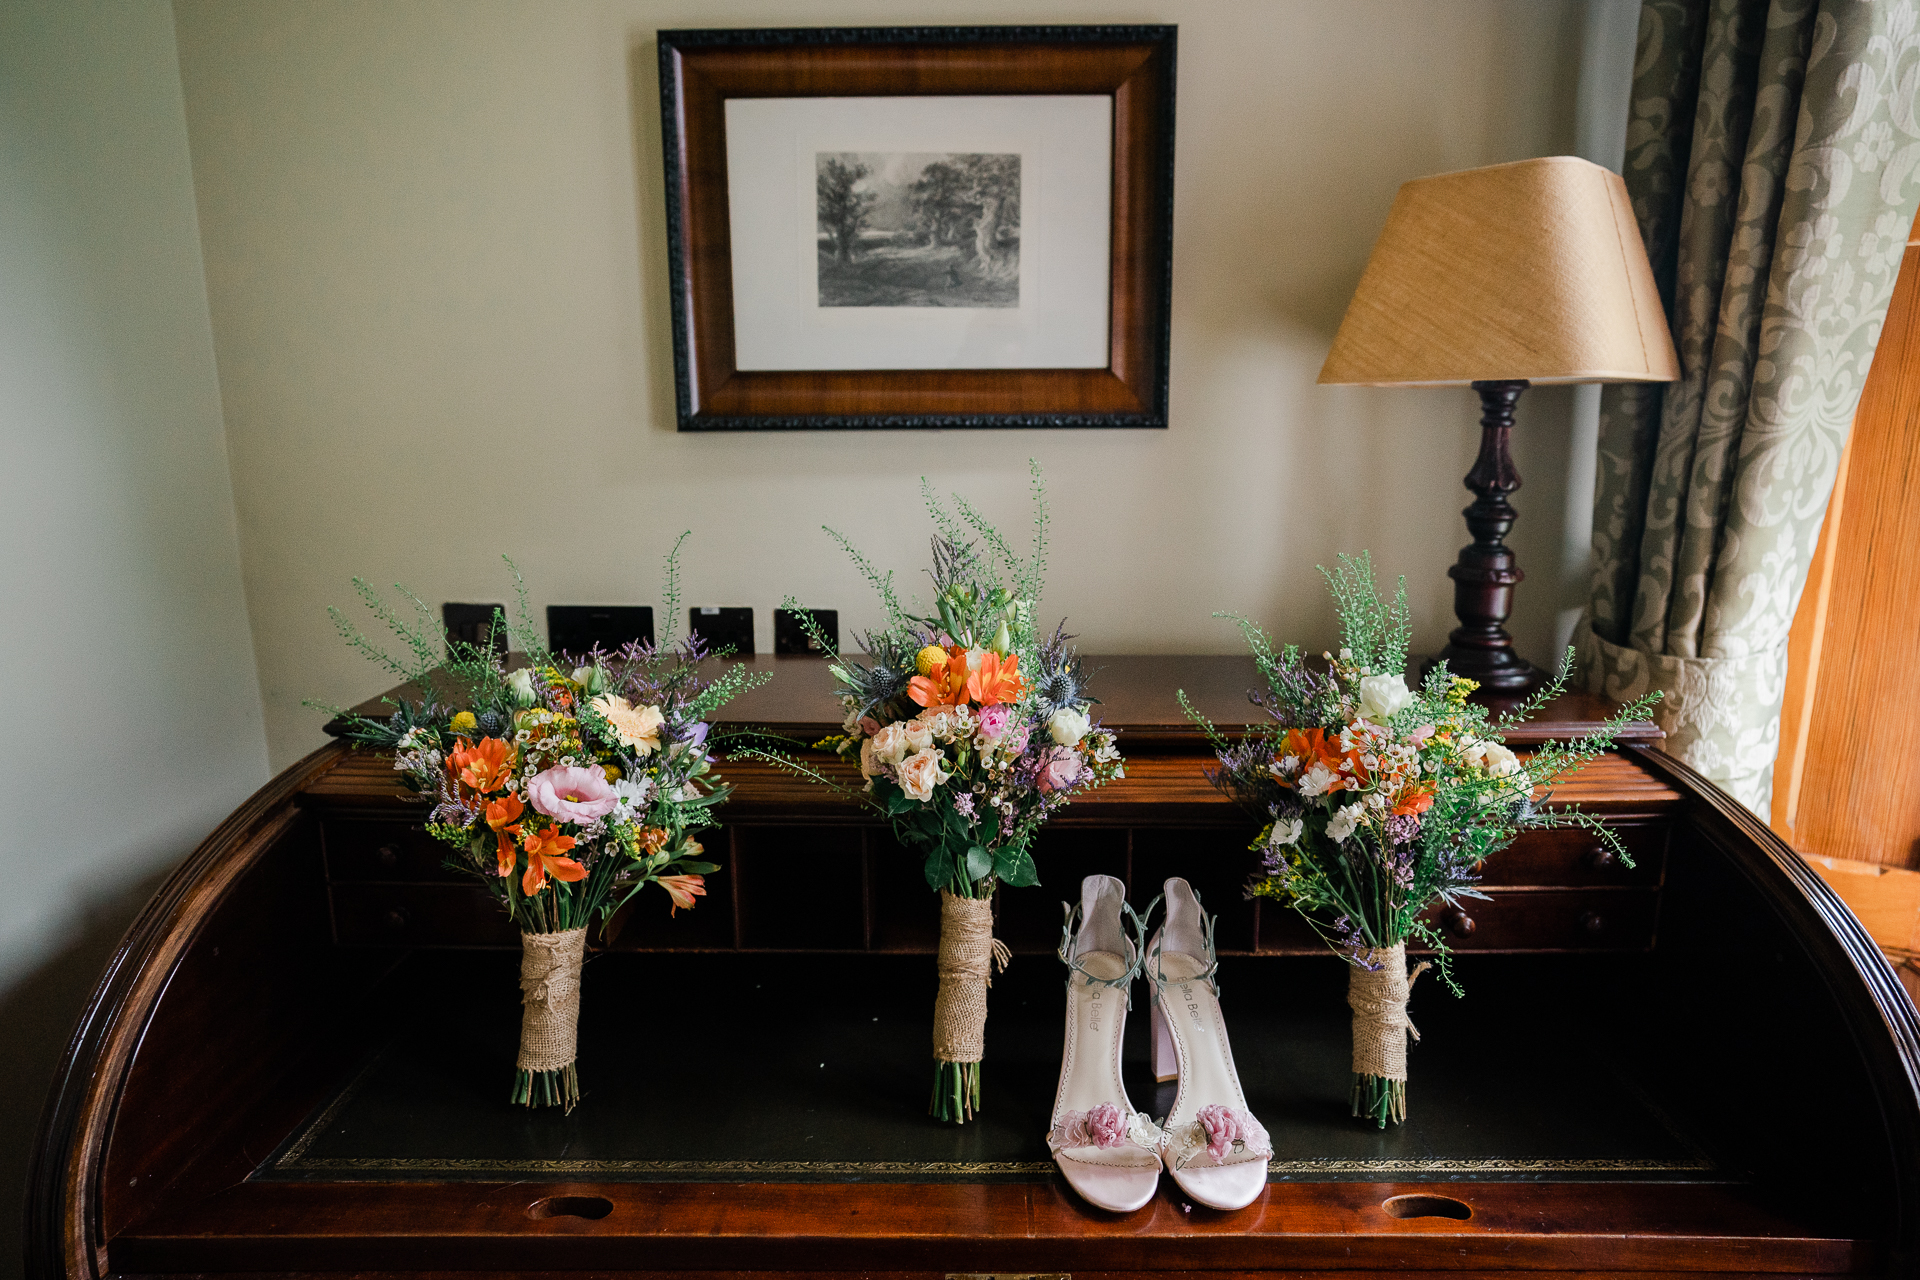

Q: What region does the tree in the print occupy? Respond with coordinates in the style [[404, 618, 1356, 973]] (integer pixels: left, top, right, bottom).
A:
[[815, 151, 1019, 308], [817, 156, 876, 264]]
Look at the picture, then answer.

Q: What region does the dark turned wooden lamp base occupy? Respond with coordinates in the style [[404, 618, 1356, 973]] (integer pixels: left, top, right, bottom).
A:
[[1428, 378, 1544, 694]]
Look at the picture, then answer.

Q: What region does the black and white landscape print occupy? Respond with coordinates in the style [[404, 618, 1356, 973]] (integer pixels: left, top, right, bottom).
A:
[[815, 151, 1020, 308]]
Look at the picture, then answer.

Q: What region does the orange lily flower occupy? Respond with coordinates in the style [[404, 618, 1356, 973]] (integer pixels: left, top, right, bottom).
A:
[[657, 873, 706, 915], [908, 646, 972, 709], [1390, 782, 1436, 817], [968, 650, 1027, 707], [449, 736, 516, 794], [1275, 728, 1336, 777], [519, 826, 586, 896], [485, 793, 524, 877]]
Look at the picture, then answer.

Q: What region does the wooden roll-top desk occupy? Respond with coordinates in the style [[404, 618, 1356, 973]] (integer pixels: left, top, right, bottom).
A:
[[26, 656, 1920, 1278]]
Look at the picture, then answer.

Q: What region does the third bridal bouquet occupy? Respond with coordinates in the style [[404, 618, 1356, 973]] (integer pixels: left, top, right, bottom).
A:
[[1184, 553, 1655, 1128], [321, 543, 763, 1112], [793, 467, 1125, 1123]]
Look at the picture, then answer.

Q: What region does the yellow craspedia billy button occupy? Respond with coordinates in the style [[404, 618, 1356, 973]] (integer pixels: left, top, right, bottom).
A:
[[449, 711, 478, 733], [915, 645, 948, 677]]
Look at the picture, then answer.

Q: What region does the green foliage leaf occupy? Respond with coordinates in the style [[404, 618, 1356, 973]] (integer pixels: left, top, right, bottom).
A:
[[993, 844, 1038, 887], [965, 844, 993, 883]]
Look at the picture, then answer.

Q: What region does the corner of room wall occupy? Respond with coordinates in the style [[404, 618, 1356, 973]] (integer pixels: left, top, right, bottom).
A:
[[0, 3, 269, 1272]]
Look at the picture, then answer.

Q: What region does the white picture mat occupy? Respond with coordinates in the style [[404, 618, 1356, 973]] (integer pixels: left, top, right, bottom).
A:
[[725, 95, 1112, 371]]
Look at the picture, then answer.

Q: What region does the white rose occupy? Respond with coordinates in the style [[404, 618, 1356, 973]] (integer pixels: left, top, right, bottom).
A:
[[507, 667, 537, 707], [1356, 673, 1414, 725], [903, 719, 935, 753], [1478, 740, 1522, 777], [1047, 707, 1091, 747], [868, 722, 908, 764], [1272, 817, 1304, 847], [1325, 803, 1361, 844], [896, 747, 950, 801]]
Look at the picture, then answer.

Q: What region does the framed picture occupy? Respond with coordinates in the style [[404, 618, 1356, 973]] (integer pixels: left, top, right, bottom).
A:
[[657, 25, 1176, 431]]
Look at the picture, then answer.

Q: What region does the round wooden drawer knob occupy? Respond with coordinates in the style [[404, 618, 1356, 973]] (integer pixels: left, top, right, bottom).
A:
[[1587, 847, 1617, 870], [1581, 911, 1605, 935], [377, 844, 401, 867], [383, 906, 410, 932], [1444, 908, 1476, 938]]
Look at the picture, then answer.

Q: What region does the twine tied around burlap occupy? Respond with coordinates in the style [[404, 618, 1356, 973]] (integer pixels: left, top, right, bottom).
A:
[[931, 889, 1012, 1063], [1347, 942, 1431, 1081], [517, 927, 587, 1073]]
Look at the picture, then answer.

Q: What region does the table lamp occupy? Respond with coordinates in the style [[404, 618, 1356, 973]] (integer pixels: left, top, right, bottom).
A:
[[1319, 156, 1679, 692]]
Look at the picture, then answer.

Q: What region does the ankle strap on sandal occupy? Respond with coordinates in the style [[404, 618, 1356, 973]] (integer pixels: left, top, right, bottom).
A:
[[1058, 896, 1155, 1009], [1146, 893, 1222, 1000]]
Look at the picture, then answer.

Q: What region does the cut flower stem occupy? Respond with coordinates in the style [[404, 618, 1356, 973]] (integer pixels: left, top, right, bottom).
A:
[[931, 1060, 981, 1124], [513, 1063, 580, 1113], [1352, 1072, 1405, 1129]]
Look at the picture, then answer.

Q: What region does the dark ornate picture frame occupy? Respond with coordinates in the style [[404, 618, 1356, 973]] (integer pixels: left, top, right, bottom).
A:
[[656, 25, 1177, 431]]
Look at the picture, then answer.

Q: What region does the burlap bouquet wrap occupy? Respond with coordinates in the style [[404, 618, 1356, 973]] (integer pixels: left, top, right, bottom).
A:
[[517, 927, 588, 1073], [1346, 942, 1429, 1081], [931, 890, 1011, 1063]]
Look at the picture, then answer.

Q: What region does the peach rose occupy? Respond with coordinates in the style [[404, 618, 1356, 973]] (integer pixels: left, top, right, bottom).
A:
[[869, 721, 909, 764], [896, 747, 951, 802]]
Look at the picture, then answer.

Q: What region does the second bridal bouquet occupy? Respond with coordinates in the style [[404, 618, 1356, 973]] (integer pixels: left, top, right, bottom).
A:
[[795, 467, 1125, 1123], [1185, 553, 1655, 1128], [320, 543, 763, 1113]]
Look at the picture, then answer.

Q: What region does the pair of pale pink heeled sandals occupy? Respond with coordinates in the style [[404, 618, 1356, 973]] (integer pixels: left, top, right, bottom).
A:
[[1046, 875, 1271, 1213]]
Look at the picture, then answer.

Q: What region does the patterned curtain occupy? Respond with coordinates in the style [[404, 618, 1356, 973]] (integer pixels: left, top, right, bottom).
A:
[[1577, 0, 1920, 812]]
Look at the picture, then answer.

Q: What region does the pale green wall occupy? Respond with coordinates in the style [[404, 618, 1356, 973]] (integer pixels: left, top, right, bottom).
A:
[[169, 0, 1631, 773], [0, 2, 268, 1271]]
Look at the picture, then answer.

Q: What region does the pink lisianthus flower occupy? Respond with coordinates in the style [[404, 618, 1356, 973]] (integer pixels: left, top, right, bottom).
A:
[[976, 702, 1013, 740], [527, 765, 618, 824], [1408, 723, 1436, 748], [1035, 745, 1085, 795]]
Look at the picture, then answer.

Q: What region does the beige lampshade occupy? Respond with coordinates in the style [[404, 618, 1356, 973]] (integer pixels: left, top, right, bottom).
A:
[[1318, 156, 1679, 387]]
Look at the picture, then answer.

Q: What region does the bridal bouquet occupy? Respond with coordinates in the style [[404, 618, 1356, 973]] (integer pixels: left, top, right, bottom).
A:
[[796, 467, 1125, 1122], [1184, 554, 1655, 1127], [320, 545, 763, 1112]]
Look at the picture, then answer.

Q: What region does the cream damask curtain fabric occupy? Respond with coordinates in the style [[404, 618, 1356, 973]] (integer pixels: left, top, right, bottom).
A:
[[1577, 0, 1920, 811]]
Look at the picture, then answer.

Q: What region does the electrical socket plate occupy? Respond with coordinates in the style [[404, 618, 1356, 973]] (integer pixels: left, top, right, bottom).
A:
[[689, 606, 753, 656], [442, 602, 508, 655], [773, 608, 837, 656], [547, 605, 655, 657]]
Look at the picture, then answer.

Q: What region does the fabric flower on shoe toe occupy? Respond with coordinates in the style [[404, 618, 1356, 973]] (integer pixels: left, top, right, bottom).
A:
[[1051, 1102, 1126, 1150], [1195, 1104, 1271, 1162]]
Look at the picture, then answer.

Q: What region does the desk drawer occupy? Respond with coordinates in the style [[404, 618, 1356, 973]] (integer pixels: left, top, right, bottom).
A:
[[1482, 822, 1668, 887], [1257, 887, 1660, 954], [322, 819, 464, 883], [331, 882, 515, 947]]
